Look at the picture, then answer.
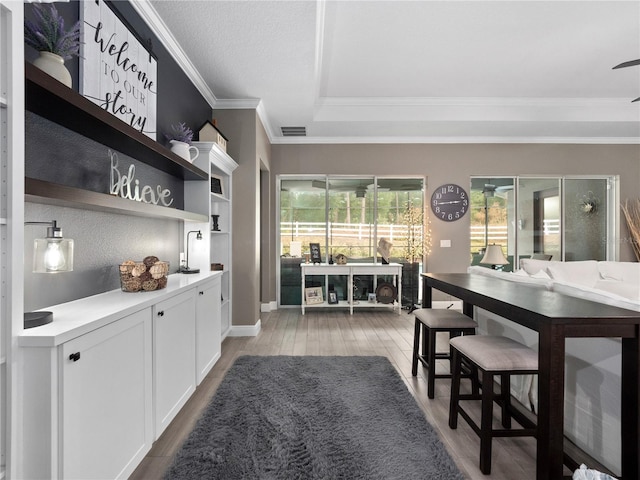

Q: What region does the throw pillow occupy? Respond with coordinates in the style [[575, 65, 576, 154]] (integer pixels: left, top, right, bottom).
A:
[[546, 261, 600, 288]]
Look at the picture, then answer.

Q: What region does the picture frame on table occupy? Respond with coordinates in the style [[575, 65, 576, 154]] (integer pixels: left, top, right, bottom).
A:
[[328, 291, 339, 304], [305, 286, 324, 305], [211, 174, 224, 196], [309, 242, 322, 264]]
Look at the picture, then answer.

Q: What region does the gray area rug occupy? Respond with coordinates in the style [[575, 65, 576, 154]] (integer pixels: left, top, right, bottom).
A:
[[165, 355, 464, 479]]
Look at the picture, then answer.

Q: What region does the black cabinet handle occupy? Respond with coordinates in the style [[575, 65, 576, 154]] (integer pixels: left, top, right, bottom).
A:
[[157, 310, 164, 317], [69, 352, 81, 362], [199, 291, 204, 296]]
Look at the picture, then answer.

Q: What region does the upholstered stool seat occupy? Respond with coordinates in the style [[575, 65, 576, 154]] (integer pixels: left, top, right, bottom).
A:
[[411, 308, 477, 399], [449, 335, 538, 475]]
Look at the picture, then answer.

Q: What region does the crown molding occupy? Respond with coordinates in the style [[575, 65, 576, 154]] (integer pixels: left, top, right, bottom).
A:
[[191, 142, 239, 174], [256, 101, 278, 142], [214, 99, 262, 109], [270, 136, 640, 145], [129, 0, 217, 108], [213, 99, 279, 142]]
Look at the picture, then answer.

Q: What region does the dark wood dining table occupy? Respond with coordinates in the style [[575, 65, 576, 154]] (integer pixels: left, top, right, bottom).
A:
[[421, 272, 640, 480]]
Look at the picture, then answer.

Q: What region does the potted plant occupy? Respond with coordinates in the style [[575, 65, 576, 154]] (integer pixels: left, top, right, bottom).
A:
[[24, 3, 81, 88], [165, 123, 199, 163]]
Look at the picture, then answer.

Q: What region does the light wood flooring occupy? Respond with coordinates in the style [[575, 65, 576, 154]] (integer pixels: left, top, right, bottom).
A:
[[130, 308, 564, 480]]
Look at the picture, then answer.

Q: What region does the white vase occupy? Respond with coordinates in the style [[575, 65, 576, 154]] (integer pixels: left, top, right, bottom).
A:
[[170, 140, 199, 163], [33, 52, 72, 88]]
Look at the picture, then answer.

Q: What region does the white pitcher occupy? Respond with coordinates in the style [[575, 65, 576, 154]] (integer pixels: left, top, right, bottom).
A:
[[170, 140, 199, 163]]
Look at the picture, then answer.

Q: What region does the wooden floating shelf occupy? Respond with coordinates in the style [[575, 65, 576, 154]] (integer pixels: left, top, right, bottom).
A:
[[25, 62, 207, 181], [26, 178, 208, 222]]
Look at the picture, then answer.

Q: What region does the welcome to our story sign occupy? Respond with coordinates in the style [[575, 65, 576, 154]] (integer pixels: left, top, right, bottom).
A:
[[80, 0, 157, 140]]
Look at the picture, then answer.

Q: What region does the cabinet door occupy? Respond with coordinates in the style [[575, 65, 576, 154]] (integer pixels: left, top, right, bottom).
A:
[[196, 276, 222, 384], [60, 308, 152, 480], [153, 290, 196, 438]]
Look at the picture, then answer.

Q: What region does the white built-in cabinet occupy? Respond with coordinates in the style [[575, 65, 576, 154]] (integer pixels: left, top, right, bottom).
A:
[[153, 290, 196, 438], [60, 309, 153, 479], [18, 273, 221, 479], [154, 273, 222, 437], [196, 278, 221, 384], [186, 142, 238, 338]]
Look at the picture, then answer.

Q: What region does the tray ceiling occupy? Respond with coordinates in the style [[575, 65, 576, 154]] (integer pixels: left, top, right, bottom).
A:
[[148, 0, 640, 144]]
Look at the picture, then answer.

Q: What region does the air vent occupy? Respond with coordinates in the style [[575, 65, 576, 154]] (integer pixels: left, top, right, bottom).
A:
[[281, 126, 306, 137]]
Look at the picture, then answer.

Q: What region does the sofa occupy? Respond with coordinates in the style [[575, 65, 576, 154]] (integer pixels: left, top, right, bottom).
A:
[[467, 259, 640, 476]]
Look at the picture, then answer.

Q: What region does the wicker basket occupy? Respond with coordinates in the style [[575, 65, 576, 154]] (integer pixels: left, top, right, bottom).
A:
[[119, 259, 170, 292]]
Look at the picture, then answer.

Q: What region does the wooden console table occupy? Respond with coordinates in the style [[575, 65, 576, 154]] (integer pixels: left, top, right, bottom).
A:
[[421, 272, 640, 480], [301, 263, 402, 315]]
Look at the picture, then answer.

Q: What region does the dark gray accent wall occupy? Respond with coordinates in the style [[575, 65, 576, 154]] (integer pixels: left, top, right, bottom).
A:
[[24, 0, 212, 144], [24, 1, 213, 311], [26, 112, 185, 207]]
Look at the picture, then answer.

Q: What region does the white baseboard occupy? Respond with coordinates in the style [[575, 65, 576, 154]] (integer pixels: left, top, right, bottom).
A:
[[260, 301, 277, 312], [221, 326, 231, 341], [228, 319, 262, 337]]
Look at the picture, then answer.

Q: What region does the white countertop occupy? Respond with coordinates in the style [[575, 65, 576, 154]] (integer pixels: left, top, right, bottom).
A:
[[19, 271, 222, 347]]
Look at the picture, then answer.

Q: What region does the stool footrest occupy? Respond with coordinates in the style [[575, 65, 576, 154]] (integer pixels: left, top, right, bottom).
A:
[[434, 352, 452, 360], [458, 406, 537, 438], [416, 355, 476, 381]]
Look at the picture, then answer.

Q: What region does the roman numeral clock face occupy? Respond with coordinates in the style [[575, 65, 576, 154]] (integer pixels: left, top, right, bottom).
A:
[[431, 184, 469, 222]]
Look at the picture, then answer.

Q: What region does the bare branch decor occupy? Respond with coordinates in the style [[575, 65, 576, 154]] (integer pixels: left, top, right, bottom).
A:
[[621, 199, 640, 261]]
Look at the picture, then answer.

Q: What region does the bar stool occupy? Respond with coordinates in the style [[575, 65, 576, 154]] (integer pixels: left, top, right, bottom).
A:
[[448, 335, 538, 474], [411, 308, 477, 399]]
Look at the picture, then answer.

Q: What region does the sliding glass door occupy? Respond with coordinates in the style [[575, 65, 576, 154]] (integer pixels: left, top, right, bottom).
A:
[[470, 177, 516, 270], [327, 178, 375, 259], [470, 176, 616, 269], [517, 177, 562, 262], [564, 178, 610, 261], [278, 176, 425, 307]]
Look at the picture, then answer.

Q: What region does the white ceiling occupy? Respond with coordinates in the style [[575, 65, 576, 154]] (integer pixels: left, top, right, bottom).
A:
[[147, 0, 640, 144]]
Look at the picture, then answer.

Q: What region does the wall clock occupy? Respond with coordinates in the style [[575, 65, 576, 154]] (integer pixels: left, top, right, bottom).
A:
[[431, 184, 469, 222]]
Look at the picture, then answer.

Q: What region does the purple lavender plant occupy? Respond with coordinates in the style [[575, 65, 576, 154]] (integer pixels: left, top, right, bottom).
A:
[[24, 4, 81, 60], [165, 123, 194, 144]]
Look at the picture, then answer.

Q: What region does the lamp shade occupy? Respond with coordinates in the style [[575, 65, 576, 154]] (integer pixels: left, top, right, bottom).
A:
[[33, 238, 74, 272], [28, 221, 74, 273], [480, 244, 508, 266]]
